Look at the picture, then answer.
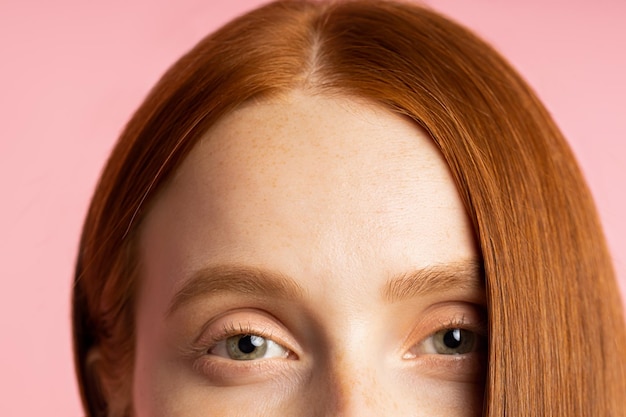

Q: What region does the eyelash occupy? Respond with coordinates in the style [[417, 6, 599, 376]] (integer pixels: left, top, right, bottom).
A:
[[190, 319, 298, 384], [200, 315, 487, 359], [191, 312, 487, 384], [215, 322, 275, 343], [202, 322, 295, 359], [437, 315, 487, 335]]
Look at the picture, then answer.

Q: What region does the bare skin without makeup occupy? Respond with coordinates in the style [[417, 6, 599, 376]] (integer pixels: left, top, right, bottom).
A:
[[133, 92, 487, 417]]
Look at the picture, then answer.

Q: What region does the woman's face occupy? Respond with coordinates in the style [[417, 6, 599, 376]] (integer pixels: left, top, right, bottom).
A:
[[133, 92, 485, 416]]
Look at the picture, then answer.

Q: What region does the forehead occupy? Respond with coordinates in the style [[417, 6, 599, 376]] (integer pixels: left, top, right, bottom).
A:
[[139, 92, 476, 300], [179, 93, 438, 202]]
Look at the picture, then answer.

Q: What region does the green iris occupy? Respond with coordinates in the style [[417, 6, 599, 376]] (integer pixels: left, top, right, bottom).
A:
[[226, 334, 269, 360], [433, 328, 478, 354]]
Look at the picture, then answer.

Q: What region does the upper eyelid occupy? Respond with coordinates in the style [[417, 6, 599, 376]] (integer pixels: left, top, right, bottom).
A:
[[211, 322, 276, 346], [191, 308, 287, 343], [436, 314, 488, 335]]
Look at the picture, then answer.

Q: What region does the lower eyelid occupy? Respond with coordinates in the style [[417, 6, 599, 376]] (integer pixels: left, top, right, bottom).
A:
[[193, 352, 297, 386], [406, 351, 487, 383]]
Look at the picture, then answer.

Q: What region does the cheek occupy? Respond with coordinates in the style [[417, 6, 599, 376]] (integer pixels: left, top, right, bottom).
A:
[[132, 320, 167, 416], [132, 282, 177, 416], [132, 359, 304, 417]]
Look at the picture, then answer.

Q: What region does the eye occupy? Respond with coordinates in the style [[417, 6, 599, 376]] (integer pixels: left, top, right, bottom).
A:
[[190, 314, 300, 384], [209, 333, 291, 360], [403, 310, 488, 360], [403, 327, 484, 360], [418, 328, 484, 355]]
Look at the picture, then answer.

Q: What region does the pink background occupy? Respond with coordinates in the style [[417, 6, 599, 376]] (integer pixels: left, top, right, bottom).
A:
[[1, 0, 624, 415]]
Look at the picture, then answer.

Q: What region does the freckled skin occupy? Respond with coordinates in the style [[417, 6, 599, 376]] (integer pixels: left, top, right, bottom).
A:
[[134, 92, 484, 416]]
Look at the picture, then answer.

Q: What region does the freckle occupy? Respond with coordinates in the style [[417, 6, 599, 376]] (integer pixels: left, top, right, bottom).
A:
[[363, 369, 378, 409], [326, 349, 349, 412]]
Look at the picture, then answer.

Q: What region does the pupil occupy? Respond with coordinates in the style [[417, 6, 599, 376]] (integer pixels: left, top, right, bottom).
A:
[[237, 335, 257, 354], [443, 329, 462, 349]]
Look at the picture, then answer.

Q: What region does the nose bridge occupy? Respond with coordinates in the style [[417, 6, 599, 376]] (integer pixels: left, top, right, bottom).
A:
[[313, 349, 396, 417], [297, 295, 401, 417]]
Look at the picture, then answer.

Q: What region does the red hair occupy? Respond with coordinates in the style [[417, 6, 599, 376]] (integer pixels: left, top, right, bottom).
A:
[[73, 1, 626, 415]]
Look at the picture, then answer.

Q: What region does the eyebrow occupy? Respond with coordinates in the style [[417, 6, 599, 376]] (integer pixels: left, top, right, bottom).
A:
[[167, 265, 305, 316], [381, 260, 484, 303], [167, 260, 484, 317]]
